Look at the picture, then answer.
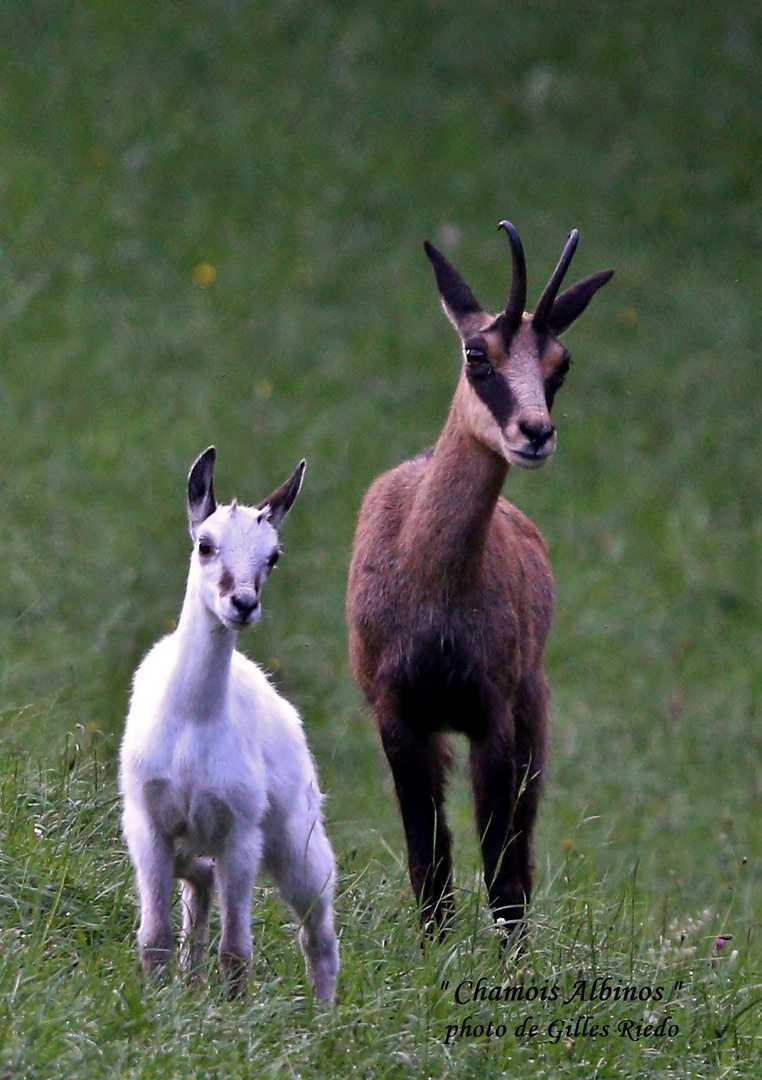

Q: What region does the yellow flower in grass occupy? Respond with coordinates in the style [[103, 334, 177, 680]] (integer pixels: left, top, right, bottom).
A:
[[192, 262, 217, 287]]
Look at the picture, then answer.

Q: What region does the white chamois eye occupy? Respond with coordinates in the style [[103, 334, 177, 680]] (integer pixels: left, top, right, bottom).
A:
[[198, 538, 216, 558], [267, 550, 280, 570]]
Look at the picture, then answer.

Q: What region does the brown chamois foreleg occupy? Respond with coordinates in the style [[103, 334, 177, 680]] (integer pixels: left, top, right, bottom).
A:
[[377, 702, 455, 934], [469, 674, 547, 932]]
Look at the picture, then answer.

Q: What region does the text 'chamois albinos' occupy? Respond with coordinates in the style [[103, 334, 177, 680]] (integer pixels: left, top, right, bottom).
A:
[[346, 221, 613, 938]]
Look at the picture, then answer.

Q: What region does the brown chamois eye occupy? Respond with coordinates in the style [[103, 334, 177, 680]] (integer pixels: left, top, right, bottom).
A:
[[548, 353, 572, 388], [545, 353, 573, 410], [464, 342, 492, 377], [198, 538, 215, 558]]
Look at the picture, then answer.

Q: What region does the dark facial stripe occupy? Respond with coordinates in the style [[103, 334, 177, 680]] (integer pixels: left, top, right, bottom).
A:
[[466, 367, 515, 427], [496, 313, 517, 353], [544, 375, 565, 412], [544, 351, 571, 412]]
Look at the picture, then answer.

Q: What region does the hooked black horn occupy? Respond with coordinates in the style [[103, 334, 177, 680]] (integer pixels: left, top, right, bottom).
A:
[[532, 229, 580, 332], [498, 220, 527, 330]]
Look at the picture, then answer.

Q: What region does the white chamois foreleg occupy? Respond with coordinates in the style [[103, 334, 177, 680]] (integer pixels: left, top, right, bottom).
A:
[[127, 822, 175, 975], [214, 833, 263, 997]]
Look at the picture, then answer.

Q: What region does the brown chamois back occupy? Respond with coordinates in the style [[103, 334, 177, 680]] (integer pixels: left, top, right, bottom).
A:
[[346, 221, 613, 936]]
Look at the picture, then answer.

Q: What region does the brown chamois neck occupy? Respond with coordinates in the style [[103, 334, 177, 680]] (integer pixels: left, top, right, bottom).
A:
[[399, 380, 508, 587]]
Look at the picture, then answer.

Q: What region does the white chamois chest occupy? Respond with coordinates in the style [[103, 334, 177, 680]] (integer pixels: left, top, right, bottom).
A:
[[121, 631, 307, 849]]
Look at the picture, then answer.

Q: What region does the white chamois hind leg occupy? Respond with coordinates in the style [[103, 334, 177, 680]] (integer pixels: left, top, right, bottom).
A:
[[265, 809, 339, 1001], [178, 856, 215, 979]]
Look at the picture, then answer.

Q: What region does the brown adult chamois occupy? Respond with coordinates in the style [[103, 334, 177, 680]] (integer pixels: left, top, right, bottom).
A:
[[346, 221, 612, 937]]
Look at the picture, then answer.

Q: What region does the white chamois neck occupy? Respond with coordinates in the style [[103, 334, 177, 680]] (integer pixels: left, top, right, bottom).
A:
[[168, 560, 239, 723], [400, 379, 508, 587]]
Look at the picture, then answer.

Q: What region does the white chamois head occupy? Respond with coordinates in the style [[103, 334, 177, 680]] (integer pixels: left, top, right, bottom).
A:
[[424, 222, 613, 469], [186, 447, 306, 632]]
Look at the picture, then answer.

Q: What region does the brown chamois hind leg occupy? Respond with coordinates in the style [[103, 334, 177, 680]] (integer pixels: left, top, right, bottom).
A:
[[378, 703, 455, 935]]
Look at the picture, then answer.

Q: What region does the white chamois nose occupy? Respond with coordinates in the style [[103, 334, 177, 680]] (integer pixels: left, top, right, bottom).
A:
[[230, 589, 259, 622]]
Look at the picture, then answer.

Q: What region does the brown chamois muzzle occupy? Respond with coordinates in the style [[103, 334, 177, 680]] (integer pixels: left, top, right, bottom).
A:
[[512, 409, 557, 467]]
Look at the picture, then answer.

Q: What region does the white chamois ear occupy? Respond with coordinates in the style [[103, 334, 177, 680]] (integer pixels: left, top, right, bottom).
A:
[[257, 459, 306, 530], [187, 446, 217, 538]]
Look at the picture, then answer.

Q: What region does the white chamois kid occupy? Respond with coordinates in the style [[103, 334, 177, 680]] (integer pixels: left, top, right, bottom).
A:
[[119, 447, 338, 999]]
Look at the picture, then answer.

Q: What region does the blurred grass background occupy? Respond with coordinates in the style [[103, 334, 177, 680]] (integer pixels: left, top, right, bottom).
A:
[[0, 0, 760, 1072]]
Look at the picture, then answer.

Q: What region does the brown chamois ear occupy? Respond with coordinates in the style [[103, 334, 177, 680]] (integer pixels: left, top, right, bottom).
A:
[[257, 460, 306, 530], [546, 269, 615, 336], [423, 241, 485, 334], [530, 227, 613, 335], [188, 446, 217, 537]]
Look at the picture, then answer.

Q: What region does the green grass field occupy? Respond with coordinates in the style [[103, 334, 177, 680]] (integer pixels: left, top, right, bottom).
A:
[[0, 1, 760, 1075]]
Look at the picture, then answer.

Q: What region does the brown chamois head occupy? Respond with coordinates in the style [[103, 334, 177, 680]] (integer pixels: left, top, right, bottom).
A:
[[424, 222, 613, 469]]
